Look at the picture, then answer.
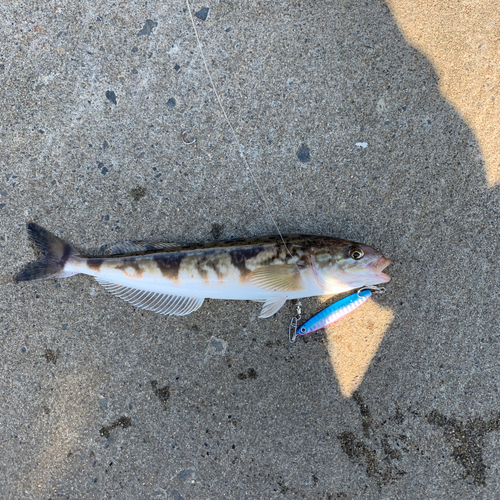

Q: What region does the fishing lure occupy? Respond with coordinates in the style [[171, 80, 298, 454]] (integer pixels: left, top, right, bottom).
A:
[[289, 287, 383, 342]]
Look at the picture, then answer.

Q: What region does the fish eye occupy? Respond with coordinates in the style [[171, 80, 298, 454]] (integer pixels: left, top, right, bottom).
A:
[[349, 246, 364, 260], [300, 327, 306, 334]]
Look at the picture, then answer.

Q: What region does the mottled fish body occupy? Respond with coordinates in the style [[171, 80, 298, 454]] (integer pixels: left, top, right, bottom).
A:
[[16, 224, 391, 318]]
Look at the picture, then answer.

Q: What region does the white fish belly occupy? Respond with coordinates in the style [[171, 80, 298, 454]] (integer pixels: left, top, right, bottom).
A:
[[66, 257, 333, 301]]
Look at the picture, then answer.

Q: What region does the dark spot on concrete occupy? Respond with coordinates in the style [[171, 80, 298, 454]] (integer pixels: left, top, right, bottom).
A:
[[353, 391, 372, 438], [137, 19, 158, 36], [238, 368, 257, 380], [38, 129, 44, 134], [211, 223, 223, 240], [104, 215, 109, 221], [105, 90, 117, 105], [194, 7, 209, 21], [297, 143, 311, 163], [380, 435, 401, 461], [102, 140, 109, 150], [427, 409, 500, 486], [278, 481, 289, 494], [44, 349, 57, 364], [337, 394, 407, 490], [171, 490, 184, 500], [167, 97, 176, 108], [131, 46, 138, 53], [61, 323, 67, 330], [265, 339, 283, 348], [0, 203, 5, 209], [101, 166, 108, 175], [312, 475, 318, 484], [154, 252, 185, 280], [87, 258, 104, 270], [43, 406, 50, 414], [391, 406, 404, 425], [100, 416, 132, 438], [210, 338, 224, 352], [131, 186, 146, 201], [21, 347, 26, 353], [337, 432, 405, 488], [151, 380, 170, 407], [177, 469, 192, 480], [174, 63, 180, 72]]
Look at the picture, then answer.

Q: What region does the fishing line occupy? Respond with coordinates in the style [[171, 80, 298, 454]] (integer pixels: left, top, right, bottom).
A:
[[185, 0, 293, 258]]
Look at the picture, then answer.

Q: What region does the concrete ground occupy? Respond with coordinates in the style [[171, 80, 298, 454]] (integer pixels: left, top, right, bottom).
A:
[[1, 0, 499, 498]]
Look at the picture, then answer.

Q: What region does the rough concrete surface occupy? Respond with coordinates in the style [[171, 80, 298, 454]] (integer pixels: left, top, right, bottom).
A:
[[1, 0, 499, 498]]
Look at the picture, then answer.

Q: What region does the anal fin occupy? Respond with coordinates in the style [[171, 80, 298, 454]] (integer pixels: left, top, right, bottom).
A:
[[96, 278, 204, 316]]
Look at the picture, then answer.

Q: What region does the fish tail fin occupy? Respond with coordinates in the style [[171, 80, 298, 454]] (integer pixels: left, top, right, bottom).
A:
[[15, 223, 79, 282]]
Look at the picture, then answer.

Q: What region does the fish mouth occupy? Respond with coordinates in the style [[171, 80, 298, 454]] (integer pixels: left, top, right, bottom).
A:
[[372, 257, 392, 283]]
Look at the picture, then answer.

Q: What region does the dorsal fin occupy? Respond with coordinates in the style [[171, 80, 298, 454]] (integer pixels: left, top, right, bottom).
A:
[[105, 240, 181, 256]]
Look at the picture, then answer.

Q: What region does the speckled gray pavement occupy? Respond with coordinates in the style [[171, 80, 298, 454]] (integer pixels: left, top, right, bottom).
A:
[[1, 1, 499, 499]]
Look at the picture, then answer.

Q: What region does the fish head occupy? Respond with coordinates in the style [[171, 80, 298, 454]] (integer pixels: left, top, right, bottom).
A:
[[311, 240, 391, 292]]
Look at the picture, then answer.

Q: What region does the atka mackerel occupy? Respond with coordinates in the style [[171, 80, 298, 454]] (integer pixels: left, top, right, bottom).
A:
[[16, 223, 391, 318]]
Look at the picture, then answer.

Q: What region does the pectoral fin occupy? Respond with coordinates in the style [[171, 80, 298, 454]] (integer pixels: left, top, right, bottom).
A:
[[259, 296, 287, 318], [248, 264, 305, 293]]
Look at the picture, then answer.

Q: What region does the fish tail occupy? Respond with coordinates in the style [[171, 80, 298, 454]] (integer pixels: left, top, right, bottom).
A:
[[15, 223, 79, 282]]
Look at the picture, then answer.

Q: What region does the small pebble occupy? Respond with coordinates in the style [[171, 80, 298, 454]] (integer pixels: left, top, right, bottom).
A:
[[296, 143, 311, 163], [105, 91, 117, 105], [195, 7, 209, 21], [137, 19, 158, 36]]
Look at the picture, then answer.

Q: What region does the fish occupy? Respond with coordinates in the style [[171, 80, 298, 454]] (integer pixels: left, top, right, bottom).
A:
[[15, 223, 391, 318], [296, 289, 373, 336]]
